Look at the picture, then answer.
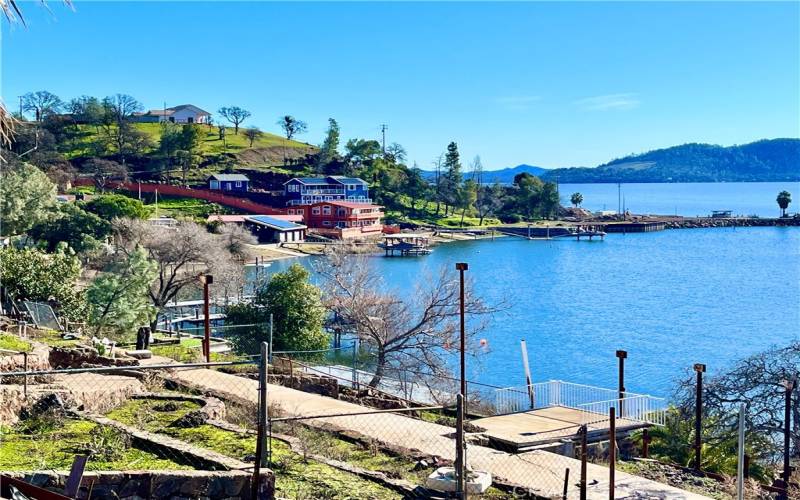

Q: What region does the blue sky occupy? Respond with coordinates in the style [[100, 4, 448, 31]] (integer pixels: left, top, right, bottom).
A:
[[3, 1, 798, 170]]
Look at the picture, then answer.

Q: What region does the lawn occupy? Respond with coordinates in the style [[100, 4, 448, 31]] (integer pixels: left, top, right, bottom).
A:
[[0, 418, 187, 471], [384, 194, 502, 228], [0, 333, 32, 353], [66, 123, 314, 160]]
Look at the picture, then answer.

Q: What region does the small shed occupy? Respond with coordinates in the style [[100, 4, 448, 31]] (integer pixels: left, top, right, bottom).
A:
[[208, 174, 250, 192], [245, 215, 307, 243]]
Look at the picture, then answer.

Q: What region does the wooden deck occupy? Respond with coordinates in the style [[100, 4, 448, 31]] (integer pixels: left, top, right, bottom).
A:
[[473, 406, 649, 451]]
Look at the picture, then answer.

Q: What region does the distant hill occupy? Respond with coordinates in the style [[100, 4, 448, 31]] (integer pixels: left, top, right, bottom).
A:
[[421, 164, 548, 183], [540, 139, 800, 183]]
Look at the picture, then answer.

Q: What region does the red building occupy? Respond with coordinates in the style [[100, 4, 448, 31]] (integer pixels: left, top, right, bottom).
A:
[[287, 200, 384, 239]]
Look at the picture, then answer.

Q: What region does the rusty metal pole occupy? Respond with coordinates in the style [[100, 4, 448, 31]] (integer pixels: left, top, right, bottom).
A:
[[616, 350, 627, 418], [455, 262, 468, 500], [202, 275, 213, 362], [579, 425, 588, 500], [782, 379, 794, 498], [609, 407, 616, 499], [642, 428, 651, 458], [693, 363, 706, 471]]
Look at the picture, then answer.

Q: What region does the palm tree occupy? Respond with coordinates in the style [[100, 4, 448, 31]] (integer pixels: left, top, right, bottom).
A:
[[777, 190, 792, 217], [570, 192, 583, 208]]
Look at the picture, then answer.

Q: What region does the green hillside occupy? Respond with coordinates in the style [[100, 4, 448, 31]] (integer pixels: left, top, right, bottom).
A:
[[66, 122, 316, 166]]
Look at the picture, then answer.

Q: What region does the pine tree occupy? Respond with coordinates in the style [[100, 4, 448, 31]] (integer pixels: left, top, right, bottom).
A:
[[441, 142, 463, 216]]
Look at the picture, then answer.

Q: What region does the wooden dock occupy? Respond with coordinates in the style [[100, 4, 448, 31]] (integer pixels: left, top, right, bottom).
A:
[[494, 226, 606, 240], [473, 407, 649, 451]]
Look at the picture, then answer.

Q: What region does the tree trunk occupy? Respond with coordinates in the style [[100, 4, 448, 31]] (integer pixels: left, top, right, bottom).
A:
[[460, 208, 466, 227], [368, 350, 386, 388]]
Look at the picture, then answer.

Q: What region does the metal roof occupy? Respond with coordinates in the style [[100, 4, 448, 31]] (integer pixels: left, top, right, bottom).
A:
[[284, 176, 367, 185], [246, 215, 306, 231], [209, 174, 250, 182]]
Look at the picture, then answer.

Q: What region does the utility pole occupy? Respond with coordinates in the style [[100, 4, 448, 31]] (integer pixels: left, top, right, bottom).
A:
[[617, 183, 621, 216], [380, 123, 388, 154], [782, 379, 795, 499], [455, 262, 469, 499]]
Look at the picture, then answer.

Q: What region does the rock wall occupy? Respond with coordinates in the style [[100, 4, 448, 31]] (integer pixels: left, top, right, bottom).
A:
[[3, 469, 274, 500], [49, 345, 139, 369]]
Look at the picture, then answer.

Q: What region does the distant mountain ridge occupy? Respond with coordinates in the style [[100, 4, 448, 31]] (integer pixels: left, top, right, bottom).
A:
[[421, 164, 547, 183], [540, 139, 800, 183]]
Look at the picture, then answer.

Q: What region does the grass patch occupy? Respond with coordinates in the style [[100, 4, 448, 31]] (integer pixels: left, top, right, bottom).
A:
[[0, 418, 187, 471], [384, 194, 501, 228], [107, 398, 401, 499], [26, 329, 79, 349], [0, 333, 32, 353]]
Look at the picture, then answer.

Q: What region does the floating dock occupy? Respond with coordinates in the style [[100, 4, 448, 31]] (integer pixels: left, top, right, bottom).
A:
[[379, 233, 432, 256], [604, 221, 666, 233], [494, 226, 606, 240]]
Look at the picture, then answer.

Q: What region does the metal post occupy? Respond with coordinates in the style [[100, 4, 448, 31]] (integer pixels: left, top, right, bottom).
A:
[[642, 428, 651, 458], [737, 403, 745, 500], [521, 339, 535, 408], [579, 425, 588, 500], [456, 263, 468, 404], [782, 379, 794, 498], [352, 341, 358, 390], [616, 350, 627, 418], [202, 275, 213, 362], [693, 363, 706, 471], [456, 393, 466, 499], [609, 407, 616, 499], [268, 313, 274, 363], [562, 468, 570, 500], [251, 341, 269, 500], [22, 352, 28, 398]]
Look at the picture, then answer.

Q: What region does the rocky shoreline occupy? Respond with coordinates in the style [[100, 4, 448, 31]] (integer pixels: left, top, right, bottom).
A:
[[663, 216, 800, 229]]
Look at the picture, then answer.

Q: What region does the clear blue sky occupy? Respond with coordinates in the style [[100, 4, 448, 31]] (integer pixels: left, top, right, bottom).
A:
[[3, 1, 798, 170]]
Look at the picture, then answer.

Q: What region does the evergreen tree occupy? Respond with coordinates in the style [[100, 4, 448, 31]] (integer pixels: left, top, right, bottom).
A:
[[441, 142, 463, 215], [317, 118, 340, 169], [86, 246, 158, 339]]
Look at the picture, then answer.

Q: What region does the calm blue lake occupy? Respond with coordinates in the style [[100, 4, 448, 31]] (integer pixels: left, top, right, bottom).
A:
[[266, 226, 800, 398], [559, 181, 800, 217]]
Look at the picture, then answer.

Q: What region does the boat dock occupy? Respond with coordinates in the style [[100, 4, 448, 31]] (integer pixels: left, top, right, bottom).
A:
[[494, 225, 606, 240], [379, 233, 432, 256]]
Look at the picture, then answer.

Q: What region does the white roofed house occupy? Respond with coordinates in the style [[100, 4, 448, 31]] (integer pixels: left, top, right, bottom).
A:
[[134, 104, 211, 124]]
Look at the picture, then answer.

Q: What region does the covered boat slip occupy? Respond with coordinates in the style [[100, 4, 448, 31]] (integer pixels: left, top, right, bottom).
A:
[[475, 380, 666, 451], [379, 233, 432, 256]]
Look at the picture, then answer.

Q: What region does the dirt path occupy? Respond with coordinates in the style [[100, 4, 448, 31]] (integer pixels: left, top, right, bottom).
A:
[[140, 357, 708, 499]]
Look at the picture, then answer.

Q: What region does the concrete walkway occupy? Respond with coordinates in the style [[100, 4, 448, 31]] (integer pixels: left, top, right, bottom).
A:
[[139, 357, 709, 499]]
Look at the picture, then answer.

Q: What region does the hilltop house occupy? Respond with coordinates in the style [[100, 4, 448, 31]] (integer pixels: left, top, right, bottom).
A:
[[134, 104, 211, 124], [207, 174, 250, 192], [283, 176, 371, 206]]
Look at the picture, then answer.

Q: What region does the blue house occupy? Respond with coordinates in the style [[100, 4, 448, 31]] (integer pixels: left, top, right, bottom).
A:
[[283, 176, 371, 206], [208, 173, 250, 192]]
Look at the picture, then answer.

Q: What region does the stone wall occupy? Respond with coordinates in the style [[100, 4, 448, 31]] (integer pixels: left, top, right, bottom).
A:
[[49, 345, 139, 369], [3, 469, 274, 500], [0, 342, 50, 374]]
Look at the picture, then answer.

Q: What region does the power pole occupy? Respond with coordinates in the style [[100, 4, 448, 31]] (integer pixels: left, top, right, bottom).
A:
[[380, 123, 388, 154], [617, 183, 621, 216]]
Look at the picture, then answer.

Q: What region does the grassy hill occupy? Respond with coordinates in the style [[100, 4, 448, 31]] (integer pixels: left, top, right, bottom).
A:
[[67, 122, 317, 169]]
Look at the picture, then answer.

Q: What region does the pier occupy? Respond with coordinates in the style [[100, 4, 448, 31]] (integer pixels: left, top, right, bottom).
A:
[[604, 221, 666, 233], [378, 233, 432, 256], [494, 225, 606, 240]]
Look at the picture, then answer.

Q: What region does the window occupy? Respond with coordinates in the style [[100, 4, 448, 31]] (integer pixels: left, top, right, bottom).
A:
[[323, 220, 331, 226], [235, 181, 242, 188], [337, 208, 347, 217], [312, 207, 321, 215], [322, 206, 331, 215], [297, 209, 304, 215], [348, 184, 356, 191], [288, 209, 295, 215]]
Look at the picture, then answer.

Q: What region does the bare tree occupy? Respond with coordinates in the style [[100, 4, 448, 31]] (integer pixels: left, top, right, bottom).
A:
[[673, 341, 800, 462], [277, 115, 307, 140], [22, 90, 63, 121], [316, 249, 499, 388], [218, 106, 251, 135], [85, 158, 127, 192], [243, 127, 263, 147], [112, 219, 248, 330]]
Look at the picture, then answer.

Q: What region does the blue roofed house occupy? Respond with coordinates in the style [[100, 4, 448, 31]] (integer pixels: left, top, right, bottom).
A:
[[283, 176, 370, 206], [208, 173, 250, 192]]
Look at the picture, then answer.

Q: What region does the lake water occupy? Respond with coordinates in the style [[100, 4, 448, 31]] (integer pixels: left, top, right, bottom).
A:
[[265, 226, 800, 399], [559, 181, 800, 217]]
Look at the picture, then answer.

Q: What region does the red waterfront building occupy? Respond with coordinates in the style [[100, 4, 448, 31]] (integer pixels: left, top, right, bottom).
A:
[[287, 200, 384, 239]]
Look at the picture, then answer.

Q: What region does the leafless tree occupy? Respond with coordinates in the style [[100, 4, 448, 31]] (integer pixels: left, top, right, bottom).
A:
[[112, 219, 247, 330], [243, 127, 263, 147], [218, 106, 251, 135], [85, 158, 127, 192], [673, 341, 800, 462], [316, 248, 500, 388], [21, 90, 63, 121]]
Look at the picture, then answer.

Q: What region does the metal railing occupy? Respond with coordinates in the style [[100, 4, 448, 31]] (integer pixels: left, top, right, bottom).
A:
[[494, 380, 666, 425], [578, 395, 667, 426]]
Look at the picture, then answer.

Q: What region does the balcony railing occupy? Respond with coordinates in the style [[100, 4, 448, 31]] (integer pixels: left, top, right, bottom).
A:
[[300, 188, 345, 195]]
